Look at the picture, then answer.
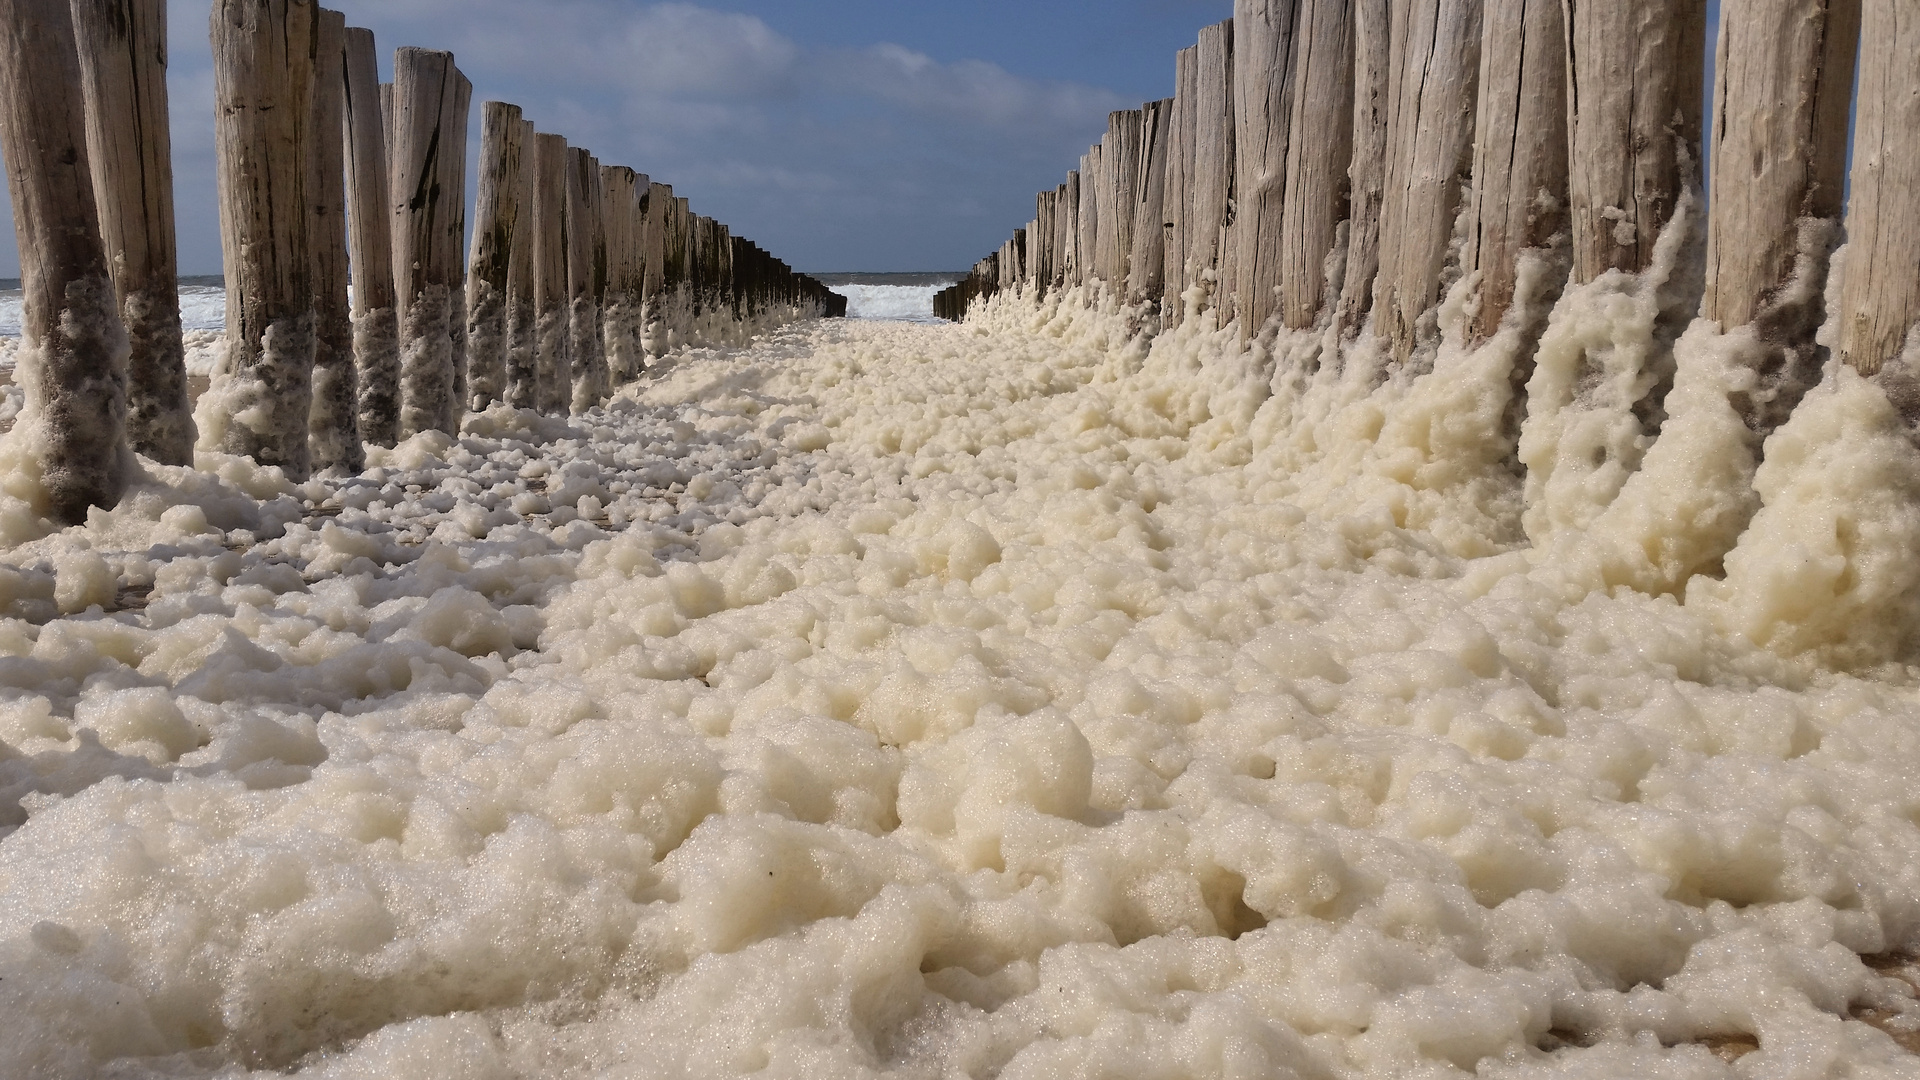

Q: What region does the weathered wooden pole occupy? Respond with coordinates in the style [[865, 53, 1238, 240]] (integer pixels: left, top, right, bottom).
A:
[[343, 26, 397, 445], [210, 0, 316, 480], [1166, 47, 1198, 321], [1564, 0, 1706, 283], [1278, 0, 1355, 331], [531, 132, 569, 415], [566, 147, 605, 413], [305, 7, 358, 474], [1058, 177, 1079, 289], [641, 180, 670, 360], [1033, 190, 1054, 292], [1335, 0, 1390, 334], [389, 47, 459, 439], [0, 0, 129, 522], [69, 0, 191, 466], [442, 68, 470, 424], [1077, 147, 1100, 287], [1463, 0, 1568, 344], [1190, 19, 1235, 315], [1099, 111, 1143, 288], [466, 100, 525, 410], [602, 165, 645, 385], [1128, 98, 1174, 308], [1231, 0, 1300, 338], [1837, 0, 1920, 379], [503, 116, 537, 409], [1703, 0, 1858, 430], [1373, 0, 1483, 363]]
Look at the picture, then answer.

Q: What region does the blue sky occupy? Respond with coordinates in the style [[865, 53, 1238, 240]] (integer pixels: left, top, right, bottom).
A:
[[0, 0, 1232, 276]]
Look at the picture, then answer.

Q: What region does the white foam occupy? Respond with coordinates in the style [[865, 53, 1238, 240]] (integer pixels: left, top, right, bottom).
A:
[[830, 284, 953, 324]]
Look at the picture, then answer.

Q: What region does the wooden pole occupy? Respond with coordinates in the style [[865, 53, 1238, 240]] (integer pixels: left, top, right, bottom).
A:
[[1564, 0, 1707, 283], [305, 7, 358, 474], [1463, 0, 1568, 344], [1166, 47, 1198, 322], [343, 26, 398, 445], [466, 100, 524, 410], [210, 0, 316, 480], [443, 68, 470, 425], [1129, 98, 1174, 308], [1078, 147, 1100, 287], [1278, 0, 1355, 331], [1057, 179, 1078, 289], [1837, 0, 1920, 377], [566, 147, 605, 413], [69, 0, 191, 466], [503, 116, 536, 408], [0, 0, 128, 522], [641, 180, 670, 360], [602, 165, 645, 385], [1190, 19, 1235, 315], [1232, 0, 1300, 338], [1100, 110, 1143, 288], [1373, 0, 1483, 363], [389, 47, 458, 439], [1335, 0, 1390, 334], [531, 132, 569, 415]]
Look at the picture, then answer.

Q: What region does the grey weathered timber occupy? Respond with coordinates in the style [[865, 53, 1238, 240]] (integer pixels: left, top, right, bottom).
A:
[[1078, 147, 1100, 287], [1033, 191, 1055, 292], [1232, 0, 1300, 338], [1099, 111, 1144, 288], [1279, 0, 1354, 331], [1190, 19, 1235, 314], [1335, 0, 1390, 333], [531, 132, 569, 415], [344, 26, 397, 445], [0, 0, 129, 522], [566, 147, 605, 413], [210, 0, 316, 480], [1703, 0, 1858, 431], [1373, 0, 1482, 363], [1129, 98, 1174, 307], [641, 180, 670, 359], [70, 0, 191, 466], [443, 69, 470, 424], [1062, 171, 1082, 286], [1166, 47, 1198, 320], [1838, 0, 1920, 377], [1463, 0, 1568, 343], [1053, 183, 1072, 289], [603, 165, 647, 385], [466, 101, 524, 410], [1564, 0, 1707, 283], [305, 8, 358, 474], [389, 47, 459, 439], [503, 116, 537, 408]]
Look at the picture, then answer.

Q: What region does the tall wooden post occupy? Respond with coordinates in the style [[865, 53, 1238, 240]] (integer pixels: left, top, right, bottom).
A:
[[389, 47, 459, 439], [305, 7, 358, 474], [0, 0, 129, 522], [210, 0, 316, 480], [503, 116, 537, 408], [466, 100, 525, 410], [343, 26, 397, 446], [1232, 0, 1300, 338], [1336, 0, 1390, 334], [601, 165, 638, 383], [1278, 0, 1355, 331], [70, 0, 191, 466], [1703, 0, 1858, 431], [1078, 147, 1100, 287], [1463, 0, 1568, 343], [1838, 0, 1920, 378], [566, 147, 605, 413], [531, 132, 569, 415], [1129, 98, 1173, 308], [1099, 111, 1143, 288], [1190, 19, 1235, 315], [1373, 0, 1483, 363], [1056, 180, 1076, 290], [1166, 47, 1198, 321], [442, 69, 470, 424], [641, 180, 670, 360]]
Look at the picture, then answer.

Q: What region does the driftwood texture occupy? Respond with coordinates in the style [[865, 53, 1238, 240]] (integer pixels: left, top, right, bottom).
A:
[[71, 0, 191, 466], [1166, 47, 1198, 320], [504, 117, 537, 408], [1336, 0, 1390, 333], [1232, 0, 1299, 338], [1099, 111, 1143, 288], [306, 7, 359, 474], [389, 47, 459, 439], [531, 132, 569, 415], [0, 0, 129, 522], [343, 26, 398, 445], [1129, 98, 1173, 306], [211, 0, 316, 480], [1564, 0, 1706, 282], [1839, 0, 1920, 376], [1464, 0, 1568, 343], [1190, 19, 1234, 314], [467, 100, 524, 410], [1279, 0, 1354, 331]]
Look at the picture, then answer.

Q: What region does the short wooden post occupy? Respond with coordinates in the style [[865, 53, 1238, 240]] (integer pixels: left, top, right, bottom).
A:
[[503, 116, 537, 408], [305, 7, 359, 474], [1279, 0, 1355, 331], [210, 0, 316, 480], [1166, 47, 1198, 321], [343, 26, 398, 445], [0, 0, 129, 522], [70, 0, 191, 466], [466, 100, 525, 410], [531, 132, 569, 415], [1703, 0, 1859, 430], [1335, 0, 1390, 334], [1837, 0, 1920, 377], [389, 47, 459, 439], [1564, 0, 1706, 283], [566, 147, 605, 413], [1129, 98, 1174, 308], [1373, 0, 1483, 363], [1463, 0, 1568, 344], [1190, 19, 1235, 314], [1232, 0, 1300, 338]]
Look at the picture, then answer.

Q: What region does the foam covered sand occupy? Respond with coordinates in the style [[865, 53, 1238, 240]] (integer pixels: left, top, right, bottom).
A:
[[4, 286, 1920, 1078]]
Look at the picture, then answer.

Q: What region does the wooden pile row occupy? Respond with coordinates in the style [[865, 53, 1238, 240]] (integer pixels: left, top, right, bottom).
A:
[[0, 0, 842, 524], [936, 0, 1918, 406]]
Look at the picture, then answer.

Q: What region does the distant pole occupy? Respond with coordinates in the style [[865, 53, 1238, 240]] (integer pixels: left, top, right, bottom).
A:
[[0, 0, 129, 522], [531, 132, 569, 415], [210, 0, 317, 480], [306, 7, 360, 474], [389, 47, 458, 439], [69, 0, 192, 466], [343, 27, 398, 446]]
